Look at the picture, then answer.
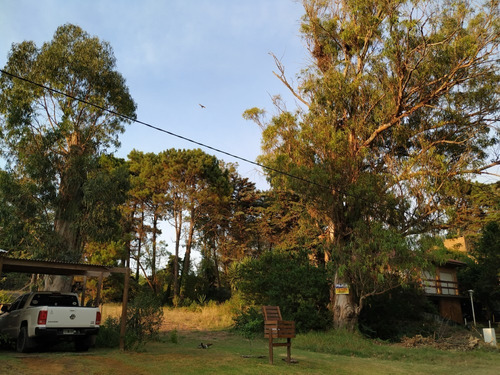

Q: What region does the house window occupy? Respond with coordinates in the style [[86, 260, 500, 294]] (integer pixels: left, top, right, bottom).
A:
[[438, 271, 457, 295], [423, 271, 437, 294]]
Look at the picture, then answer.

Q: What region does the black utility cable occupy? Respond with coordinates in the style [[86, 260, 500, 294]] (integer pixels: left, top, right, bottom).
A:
[[0, 69, 331, 191]]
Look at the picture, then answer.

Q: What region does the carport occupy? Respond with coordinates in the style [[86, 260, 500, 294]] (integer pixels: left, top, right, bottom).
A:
[[0, 254, 130, 350]]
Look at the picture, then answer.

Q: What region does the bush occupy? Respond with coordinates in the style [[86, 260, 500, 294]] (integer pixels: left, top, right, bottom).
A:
[[95, 316, 121, 348], [232, 306, 263, 339], [231, 251, 331, 333], [126, 292, 164, 350], [358, 286, 438, 341], [169, 329, 178, 344], [96, 293, 164, 350]]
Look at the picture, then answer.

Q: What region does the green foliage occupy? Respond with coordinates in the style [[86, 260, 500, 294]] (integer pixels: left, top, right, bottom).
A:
[[81, 155, 131, 247], [358, 286, 438, 341], [0, 290, 16, 304], [126, 148, 232, 299], [458, 222, 500, 319], [332, 222, 428, 310], [0, 170, 62, 258], [0, 272, 31, 292], [95, 316, 121, 348], [0, 24, 136, 263], [126, 292, 164, 350], [231, 251, 330, 332], [232, 305, 263, 339], [446, 182, 500, 238], [258, 190, 325, 254], [193, 256, 232, 303], [169, 329, 178, 344], [246, 0, 499, 329]]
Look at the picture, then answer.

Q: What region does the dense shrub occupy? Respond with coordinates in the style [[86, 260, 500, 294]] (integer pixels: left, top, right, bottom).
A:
[[126, 292, 164, 349], [358, 286, 438, 341], [96, 292, 164, 350], [232, 305, 263, 339], [95, 316, 121, 348], [231, 251, 330, 334]]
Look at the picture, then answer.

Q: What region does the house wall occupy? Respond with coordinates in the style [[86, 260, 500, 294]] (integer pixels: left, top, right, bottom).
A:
[[422, 263, 464, 323], [439, 299, 463, 324]]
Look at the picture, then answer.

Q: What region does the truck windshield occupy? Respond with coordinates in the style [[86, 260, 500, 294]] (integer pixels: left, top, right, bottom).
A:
[[30, 294, 79, 307]]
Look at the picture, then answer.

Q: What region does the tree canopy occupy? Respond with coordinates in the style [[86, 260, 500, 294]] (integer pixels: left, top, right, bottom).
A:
[[0, 24, 136, 289], [245, 0, 500, 329]]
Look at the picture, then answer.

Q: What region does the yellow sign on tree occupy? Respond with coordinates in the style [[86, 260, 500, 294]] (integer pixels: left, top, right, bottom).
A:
[[335, 284, 349, 295]]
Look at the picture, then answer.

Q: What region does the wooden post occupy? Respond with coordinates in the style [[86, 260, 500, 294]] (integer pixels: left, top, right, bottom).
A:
[[80, 276, 87, 306], [269, 334, 274, 364], [0, 256, 3, 278], [95, 272, 103, 307], [119, 267, 130, 351], [287, 338, 291, 363]]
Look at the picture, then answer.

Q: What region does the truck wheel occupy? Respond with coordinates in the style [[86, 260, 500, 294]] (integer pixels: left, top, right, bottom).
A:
[[16, 326, 34, 353]]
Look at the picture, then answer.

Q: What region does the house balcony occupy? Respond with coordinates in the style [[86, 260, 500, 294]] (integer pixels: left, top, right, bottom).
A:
[[422, 278, 460, 297]]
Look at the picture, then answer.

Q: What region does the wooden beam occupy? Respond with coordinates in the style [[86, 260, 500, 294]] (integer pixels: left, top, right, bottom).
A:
[[96, 272, 103, 307], [81, 276, 87, 306], [0, 257, 111, 277], [120, 267, 130, 351]]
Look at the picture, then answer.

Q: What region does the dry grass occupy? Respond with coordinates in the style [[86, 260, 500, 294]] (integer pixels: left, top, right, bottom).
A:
[[100, 302, 234, 332], [161, 303, 234, 331], [100, 303, 122, 320]]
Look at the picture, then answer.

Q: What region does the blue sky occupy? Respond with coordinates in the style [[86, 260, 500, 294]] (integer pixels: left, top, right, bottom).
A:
[[1, 0, 310, 190]]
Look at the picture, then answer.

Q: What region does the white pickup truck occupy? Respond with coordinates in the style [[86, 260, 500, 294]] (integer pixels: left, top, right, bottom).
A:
[[0, 291, 100, 352]]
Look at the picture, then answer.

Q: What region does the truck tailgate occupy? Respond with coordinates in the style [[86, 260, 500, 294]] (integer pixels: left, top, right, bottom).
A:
[[45, 307, 99, 328]]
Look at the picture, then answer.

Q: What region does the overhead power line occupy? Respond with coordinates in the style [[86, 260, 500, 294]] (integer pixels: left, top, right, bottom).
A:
[[0, 69, 422, 222], [0, 69, 331, 190]]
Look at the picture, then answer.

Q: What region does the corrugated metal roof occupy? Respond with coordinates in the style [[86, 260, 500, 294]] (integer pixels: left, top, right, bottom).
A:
[[0, 255, 127, 276]]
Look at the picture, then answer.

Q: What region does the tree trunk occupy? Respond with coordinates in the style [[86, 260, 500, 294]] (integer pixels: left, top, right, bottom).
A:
[[151, 211, 158, 292], [45, 152, 85, 292], [44, 274, 73, 292], [331, 272, 360, 331], [44, 216, 81, 292], [327, 218, 360, 331], [136, 209, 145, 281], [173, 210, 182, 304], [213, 245, 221, 288], [180, 214, 195, 299]]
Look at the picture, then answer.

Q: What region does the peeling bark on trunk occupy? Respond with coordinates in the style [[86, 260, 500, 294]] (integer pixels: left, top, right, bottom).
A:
[[331, 274, 359, 331], [327, 219, 360, 331], [44, 152, 85, 292], [44, 274, 73, 292]]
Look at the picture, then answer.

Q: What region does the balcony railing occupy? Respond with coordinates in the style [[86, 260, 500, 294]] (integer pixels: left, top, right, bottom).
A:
[[422, 278, 459, 296]]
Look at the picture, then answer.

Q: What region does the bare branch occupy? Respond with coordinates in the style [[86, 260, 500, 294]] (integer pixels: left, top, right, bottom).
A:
[[269, 53, 309, 108]]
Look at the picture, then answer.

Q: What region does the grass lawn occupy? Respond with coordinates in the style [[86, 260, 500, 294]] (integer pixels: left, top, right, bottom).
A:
[[0, 303, 498, 375]]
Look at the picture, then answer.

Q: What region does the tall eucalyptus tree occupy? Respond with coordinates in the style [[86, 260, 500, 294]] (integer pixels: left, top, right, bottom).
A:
[[246, 0, 499, 329], [0, 24, 136, 290]]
